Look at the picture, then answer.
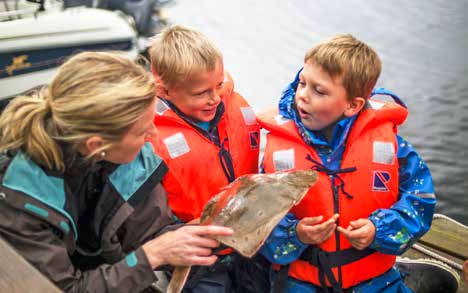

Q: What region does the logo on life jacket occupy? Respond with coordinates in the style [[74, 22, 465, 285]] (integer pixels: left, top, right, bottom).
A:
[[372, 171, 391, 192], [249, 131, 259, 149]]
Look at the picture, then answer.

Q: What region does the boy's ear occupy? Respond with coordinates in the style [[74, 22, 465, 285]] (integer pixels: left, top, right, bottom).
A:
[[155, 83, 169, 99], [84, 136, 105, 155], [344, 97, 366, 117]]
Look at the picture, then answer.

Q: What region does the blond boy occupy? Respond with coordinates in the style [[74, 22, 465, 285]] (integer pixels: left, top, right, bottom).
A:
[[148, 25, 267, 292]]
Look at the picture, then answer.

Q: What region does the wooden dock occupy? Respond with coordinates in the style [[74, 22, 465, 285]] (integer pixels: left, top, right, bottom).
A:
[[402, 214, 468, 292], [0, 236, 60, 292]]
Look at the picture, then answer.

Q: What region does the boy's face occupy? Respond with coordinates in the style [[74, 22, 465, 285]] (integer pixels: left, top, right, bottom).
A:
[[295, 61, 356, 131], [163, 59, 225, 122]]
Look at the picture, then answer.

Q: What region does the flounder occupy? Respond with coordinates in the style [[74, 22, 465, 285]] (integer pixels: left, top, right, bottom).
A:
[[167, 169, 318, 293]]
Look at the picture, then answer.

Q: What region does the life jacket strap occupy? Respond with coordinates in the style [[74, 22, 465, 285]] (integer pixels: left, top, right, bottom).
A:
[[301, 246, 376, 292], [219, 137, 236, 183], [305, 154, 356, 199], [272, 246, 376, 293], [300, 245, 376, 268]]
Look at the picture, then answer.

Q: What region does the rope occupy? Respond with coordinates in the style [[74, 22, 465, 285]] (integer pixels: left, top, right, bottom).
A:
[[411, 243, 462, 271], [433, 213, 467, 229], [410, 213, 467, 271]]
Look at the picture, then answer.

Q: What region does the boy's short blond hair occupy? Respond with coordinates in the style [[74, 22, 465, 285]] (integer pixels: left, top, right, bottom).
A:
[[305, 34, 381, 100], [149, 25, 222, 88]]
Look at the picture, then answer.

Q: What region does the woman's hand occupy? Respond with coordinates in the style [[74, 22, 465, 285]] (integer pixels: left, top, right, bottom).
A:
[[142, 225, 233, 269], [337, 218, 376, 250], [296, 214, 339, 245]]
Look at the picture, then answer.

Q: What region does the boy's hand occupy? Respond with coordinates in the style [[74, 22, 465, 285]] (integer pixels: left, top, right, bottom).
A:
[[337, 218, 375, 250], [296, 214, 339, 245]]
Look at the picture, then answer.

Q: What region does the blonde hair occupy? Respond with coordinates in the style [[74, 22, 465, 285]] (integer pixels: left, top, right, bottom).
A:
[[304, 34, 381, 99], [0, 51, 155, 171], [149, 25, 222, 88]]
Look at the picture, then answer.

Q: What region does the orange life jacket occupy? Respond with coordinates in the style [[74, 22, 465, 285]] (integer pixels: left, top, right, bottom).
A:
[[258, 100, 408, 288], [150, 74, 260, 222]]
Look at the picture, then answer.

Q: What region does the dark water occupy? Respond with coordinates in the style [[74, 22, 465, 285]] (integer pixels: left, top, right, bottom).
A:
[[168, 0, 468, 224]]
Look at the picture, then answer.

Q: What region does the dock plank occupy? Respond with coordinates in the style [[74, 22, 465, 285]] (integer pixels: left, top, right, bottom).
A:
[[418, 216, 468, 260], [0, 237, 60, 293]]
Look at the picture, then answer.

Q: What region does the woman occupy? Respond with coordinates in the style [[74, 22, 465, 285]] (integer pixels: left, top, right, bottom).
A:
[[0, 51, 232, 292]]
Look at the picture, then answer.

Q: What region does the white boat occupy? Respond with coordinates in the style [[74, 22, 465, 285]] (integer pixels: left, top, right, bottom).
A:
[[0, 0, 145, 107]]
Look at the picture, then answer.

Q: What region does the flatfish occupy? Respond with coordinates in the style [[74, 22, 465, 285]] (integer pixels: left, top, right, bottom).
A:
[[167, 169, 318, 293]]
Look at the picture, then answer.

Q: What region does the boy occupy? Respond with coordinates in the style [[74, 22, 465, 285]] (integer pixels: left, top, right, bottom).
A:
[[258, 34, 436, 292], [148, 25, 266, 292]]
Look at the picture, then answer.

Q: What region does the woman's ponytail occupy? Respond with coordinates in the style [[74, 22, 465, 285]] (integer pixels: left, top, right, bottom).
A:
[[0, 89, 63, 170]]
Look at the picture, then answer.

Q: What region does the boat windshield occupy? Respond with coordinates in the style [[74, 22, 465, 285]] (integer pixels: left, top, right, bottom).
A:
[[0, 0, 63, 21]]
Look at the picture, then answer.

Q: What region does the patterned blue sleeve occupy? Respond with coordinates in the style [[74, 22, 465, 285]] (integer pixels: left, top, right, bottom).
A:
[[369, 135, 436, 255], [259, 213, 309, 265]]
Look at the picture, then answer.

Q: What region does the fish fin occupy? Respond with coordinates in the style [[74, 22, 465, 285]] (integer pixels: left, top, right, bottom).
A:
[[167, 266, 191, 293]]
